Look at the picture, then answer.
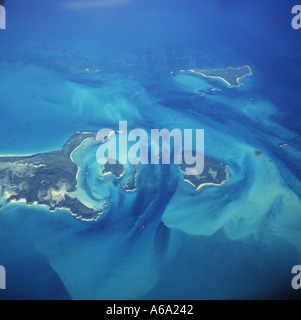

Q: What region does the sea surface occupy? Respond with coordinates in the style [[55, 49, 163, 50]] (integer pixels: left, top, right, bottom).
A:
[[0, 0, 301, 299]]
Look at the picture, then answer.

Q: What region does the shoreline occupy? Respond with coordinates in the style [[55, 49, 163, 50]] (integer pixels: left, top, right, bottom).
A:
[[184, 65, 253, 88], [183, 177, 228, 191], [182, 165, 230, 191], [0, 154, 34, 158], [0, 131, 96, 160], [69, 137, 95, 162], [188, 70, 232, 87], [69, 136, 97, 189], [4, 197, 103, 222]]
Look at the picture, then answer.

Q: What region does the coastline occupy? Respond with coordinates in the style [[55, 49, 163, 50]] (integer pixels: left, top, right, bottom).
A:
[[0, 131, 102, 222], [0, 154, 34, 158], [0, 131, 96, 160], [182, 165, 230, 191], [5, 197, 104, 222], [183, 65, 253, 88], [187, 69, 232, 87], [69, 136, 96, 189], [69, 136, 95, 162]]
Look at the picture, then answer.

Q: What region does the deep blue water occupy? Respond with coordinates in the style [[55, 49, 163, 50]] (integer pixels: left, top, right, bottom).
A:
[[0, 0, 301, 300]]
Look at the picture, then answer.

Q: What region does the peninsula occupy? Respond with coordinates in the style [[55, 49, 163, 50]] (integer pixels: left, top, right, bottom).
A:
[[0, 131, 103, 221]]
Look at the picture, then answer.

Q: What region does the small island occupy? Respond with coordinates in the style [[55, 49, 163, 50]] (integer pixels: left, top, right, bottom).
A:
[[183, 66, 252, 88], [121, 165, 138, 192], [102, 159, 125, 179], [255, 150, 263, 157], [180, 155, 229, 191]]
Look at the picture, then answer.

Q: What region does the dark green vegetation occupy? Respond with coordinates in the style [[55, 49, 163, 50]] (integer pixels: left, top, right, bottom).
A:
[[0, 131, 103, 221], [180, 155, 228, 191], [102, 159, 125, 179]]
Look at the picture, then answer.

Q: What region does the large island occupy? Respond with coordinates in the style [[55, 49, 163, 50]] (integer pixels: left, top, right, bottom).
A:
[[0, 131, 104, 221]]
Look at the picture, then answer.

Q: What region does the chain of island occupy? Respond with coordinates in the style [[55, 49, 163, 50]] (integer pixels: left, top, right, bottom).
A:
[[0, 131, 229, 221]]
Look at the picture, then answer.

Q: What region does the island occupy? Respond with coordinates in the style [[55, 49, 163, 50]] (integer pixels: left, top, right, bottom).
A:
[[180, 155, 229, 191], [0, 131, 229, 221], [255, 150, 263, 157], [182, 66, 252, 88], [0, 131, 104, 221], [102, 159, 125, 179], [121, 165, 138, 192]]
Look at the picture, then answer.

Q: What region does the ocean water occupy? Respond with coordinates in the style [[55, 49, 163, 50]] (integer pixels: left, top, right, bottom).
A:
[[0, 0, 301, 300]]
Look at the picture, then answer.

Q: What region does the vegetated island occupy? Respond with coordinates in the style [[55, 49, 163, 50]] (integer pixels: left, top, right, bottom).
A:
[[0, 132, 229, 220], [101, 159, 138, 192], [121, 164, 138, 193], [180, 155, 229, 191], [183, 65, 252, 88], [102, 159, 125, 179], [0, 131, 104, 222]]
